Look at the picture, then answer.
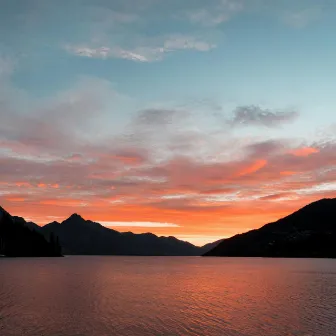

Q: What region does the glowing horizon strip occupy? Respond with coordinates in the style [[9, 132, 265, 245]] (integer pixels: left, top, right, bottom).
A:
[[100, 221, 181, 228]]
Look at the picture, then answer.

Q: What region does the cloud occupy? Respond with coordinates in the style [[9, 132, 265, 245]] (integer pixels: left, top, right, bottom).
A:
[[1, 137, 335, 239], [236, 159, 267, 177], [229, 105, 299, 128], [61, 1, 221, 62], [1, 1, 219, 64], [0, 76, 124, 156], [290, 147, 319, 157], [132, 108, 188, 127], [186, 0, 244, 26], [1, 75, 335, 239], [259, 192, 298, 201], [1, 83, 333, 208], [65, 45, 153, 62], [282, 7, 322, 28], [64, 46, 111, 59], [163, 35, 216, 52], [65, 34, 216, 62], [101, 221, 180, 228], [245, 139, 288, 157]]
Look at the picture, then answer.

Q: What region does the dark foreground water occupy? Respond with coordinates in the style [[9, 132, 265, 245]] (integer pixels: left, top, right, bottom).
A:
[[1, 257, 336, 336]]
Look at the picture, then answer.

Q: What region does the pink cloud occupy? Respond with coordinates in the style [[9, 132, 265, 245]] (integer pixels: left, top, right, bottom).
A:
[[290, 147, 319, 157], [1, 82, 335, 239]]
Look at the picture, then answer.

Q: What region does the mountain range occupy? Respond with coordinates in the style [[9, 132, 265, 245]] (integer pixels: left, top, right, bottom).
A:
[[4, 210, 210, 256], [0, 206, 62, 257], [1, 197, 335, 258], [40, 213, 203, 256], [204, 198, 336, 258]]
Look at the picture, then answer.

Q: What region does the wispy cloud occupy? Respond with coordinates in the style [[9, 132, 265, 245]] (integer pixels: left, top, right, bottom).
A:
[[101, 221, 180, 228], [229, 105, 299, 128], [0, 76, 125, 156], [186, 0, 244, 26], [163, 35, 216, 52], [1, 66, 335, 239], [65, 34, 216, 62], [290, 147, 319, 157]]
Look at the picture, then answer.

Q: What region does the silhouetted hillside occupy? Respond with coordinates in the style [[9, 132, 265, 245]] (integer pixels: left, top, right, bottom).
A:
[[0, 207, 62, 257], [41, 213, 200, 256], [12, 216, 42, 232], [199, 239, 225, 254], [204, 198, 336, 258]]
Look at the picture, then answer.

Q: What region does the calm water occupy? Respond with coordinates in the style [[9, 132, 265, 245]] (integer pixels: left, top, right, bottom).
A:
[[1, 257, 336, 336]]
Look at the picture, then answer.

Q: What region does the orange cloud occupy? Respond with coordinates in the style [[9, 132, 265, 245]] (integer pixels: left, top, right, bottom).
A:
[[2, 188, 336, 245], [113, 155, 145, 165], [1, 113, 335, 245], [6, 197, 25, 202], [259, 192, 298, 201], [290, 147, 319, 157], [15, 182, 31, 187], [236, 159, 267, 177], [40, 199, 88, 207], [280, 171, 296, 176], [1, 70, 335, 245]]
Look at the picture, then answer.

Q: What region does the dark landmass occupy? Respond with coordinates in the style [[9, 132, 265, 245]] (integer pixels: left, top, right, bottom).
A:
[[1, 206, 222, 256], [40, 213, 201, 256], [5, 197, 331, 258], [204, 198, 336, 258], [0, 207, 62, 257], [200, 239, 225, 254]]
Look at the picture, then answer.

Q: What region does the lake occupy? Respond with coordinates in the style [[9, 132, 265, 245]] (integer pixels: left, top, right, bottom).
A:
[[1, 257, 336, 336]]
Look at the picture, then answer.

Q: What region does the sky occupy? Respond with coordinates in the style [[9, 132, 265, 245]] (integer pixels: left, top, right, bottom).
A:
[[0, 0, 335, 246]]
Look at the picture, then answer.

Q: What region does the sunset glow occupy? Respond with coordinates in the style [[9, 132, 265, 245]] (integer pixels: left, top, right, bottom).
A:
[[1, 0, 335, 246]]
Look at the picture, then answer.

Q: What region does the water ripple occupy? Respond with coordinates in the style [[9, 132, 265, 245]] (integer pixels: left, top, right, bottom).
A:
[[1, 257, 336, 336]]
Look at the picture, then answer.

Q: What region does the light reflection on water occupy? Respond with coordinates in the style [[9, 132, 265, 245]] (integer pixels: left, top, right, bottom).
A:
[[0, 257, 336, 336]]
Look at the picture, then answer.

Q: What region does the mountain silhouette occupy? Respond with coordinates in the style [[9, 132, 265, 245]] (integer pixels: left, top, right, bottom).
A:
[[0, 206, 62, 257], [204, 198, 336, 258], [40, 213, 201, 256], [200, 239, 225, 254], [4, 197, 331, 257], [12, 216, 42, 232]]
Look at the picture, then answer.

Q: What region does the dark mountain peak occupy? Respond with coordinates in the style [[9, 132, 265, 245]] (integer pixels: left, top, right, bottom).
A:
[[273, 197, 335, 227], [42, 221, 61, 228], [142, 232, 157, 237], [0, 206, 9, 217], [39, 213, 200, 256], [300, 197, 335, 209], [49, 221, 61, 226], [62, 213, 85, 225], [0, 207, 13, 224], [13, 216, 26, 224], [69, 213, 83, 220], [12, 217, 41, 232], [0, 205, 62, 257], [0, 206, 6, 220], [43, 221, 61, 229], [204, 197, 336, 258], [316, 197, 334, 202]]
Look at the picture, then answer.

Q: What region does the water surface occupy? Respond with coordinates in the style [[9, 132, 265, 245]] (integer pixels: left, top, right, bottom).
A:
[[1, 257, 336, 336]]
